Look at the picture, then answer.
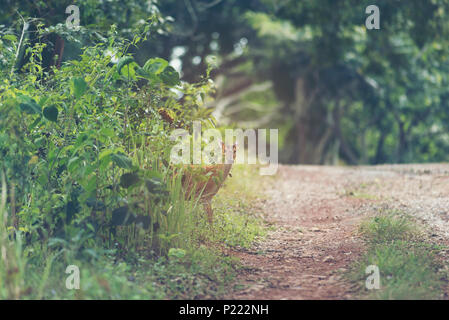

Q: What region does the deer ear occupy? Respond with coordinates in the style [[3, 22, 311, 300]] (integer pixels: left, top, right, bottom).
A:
[[221, 140, 225, 154]]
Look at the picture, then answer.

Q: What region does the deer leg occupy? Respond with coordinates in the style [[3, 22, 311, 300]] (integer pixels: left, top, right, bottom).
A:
[[203, 200, 213, 224]]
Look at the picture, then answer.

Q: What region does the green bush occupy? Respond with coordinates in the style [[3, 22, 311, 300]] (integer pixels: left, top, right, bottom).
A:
[[0, 15, 266, 299], [0, 21, 216, 260]]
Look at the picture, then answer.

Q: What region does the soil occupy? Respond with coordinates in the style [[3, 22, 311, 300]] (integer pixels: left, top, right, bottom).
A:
[[225, 164, 449, 300]]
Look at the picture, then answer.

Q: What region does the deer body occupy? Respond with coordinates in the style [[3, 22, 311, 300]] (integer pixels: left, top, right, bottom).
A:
[[180, 143, 236, 223]]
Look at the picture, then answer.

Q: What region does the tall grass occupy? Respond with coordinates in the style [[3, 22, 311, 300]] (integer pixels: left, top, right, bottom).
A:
[[0, 171, 27, 299], [108, 162, 204, 256], [150, 171, 201, 255]]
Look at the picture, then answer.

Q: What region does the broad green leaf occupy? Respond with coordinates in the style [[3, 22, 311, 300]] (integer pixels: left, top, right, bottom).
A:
[[43, 105, 59, 122], [3, 34, 17, 42], [72, 77, 87, 99], [19, 97, 41, 114], [111, 206, 136, 226], [136, 67, 159, 82], [38, 96, 49, 107], [160, 66, 180, 86], [99, 127, 115, 138], [99, 149, 114, 160], [143, 58, 168, 75], [116, 56, 135, 74], [29, 116, 43, 128], [119, 172, 141, 188], [65, 201, 78, 224], [111, 152, 133, 169], [81, 175, 97, 193], [85, 198, 105, 211]]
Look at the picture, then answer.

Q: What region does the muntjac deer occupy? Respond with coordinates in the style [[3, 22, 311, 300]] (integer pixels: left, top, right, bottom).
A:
[[180, 142, 237, 223]]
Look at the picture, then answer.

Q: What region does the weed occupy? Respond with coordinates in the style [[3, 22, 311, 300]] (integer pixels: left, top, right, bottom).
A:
[[349, 213, 446, 300]]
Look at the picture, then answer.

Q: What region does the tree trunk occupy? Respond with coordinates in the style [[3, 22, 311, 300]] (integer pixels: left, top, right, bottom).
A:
[[287, 78, 333, 164]]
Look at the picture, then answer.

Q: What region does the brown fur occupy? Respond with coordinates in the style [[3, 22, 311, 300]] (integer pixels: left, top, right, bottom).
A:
[[181, 143, 236, 223]]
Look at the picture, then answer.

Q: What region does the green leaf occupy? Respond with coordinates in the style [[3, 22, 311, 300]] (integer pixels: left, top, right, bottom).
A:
[[146, 169, 164, 180], [136, 67, 150, 78], [145, 178, 164, 193], [99, 149, 114, 161], [160, 66, 180, 86], [111, 206, 135, 226], [111, 153, 133, 169], [38, 96, 49, 107], [67, 157, 80, 174], [19, 97, 41, 114], [43, 105, 58, 122], [119, 62, 138, 80], [136, 67, 158, 82], [29, 116, 43, 128], [85, 198, 105, 211], [143, 58, 168, 75], [135, 215, 151, 229], [119, 172, 141, 188], [37, 172, 48, 187], [66, 201, 78, 224], [82, 175, 97, 193], [117, 56, 135, 74], [99, 127, 115, 138], [168, 248, 186, 259], [3, 34, 17, 42], [72, 77, 87, 99]]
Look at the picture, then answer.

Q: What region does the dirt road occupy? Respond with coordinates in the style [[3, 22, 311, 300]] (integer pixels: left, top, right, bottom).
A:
[[226, 164, 449, 299]]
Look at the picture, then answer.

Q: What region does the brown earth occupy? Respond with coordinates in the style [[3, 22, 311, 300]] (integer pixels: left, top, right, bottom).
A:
[[225, 164, 449, 300]]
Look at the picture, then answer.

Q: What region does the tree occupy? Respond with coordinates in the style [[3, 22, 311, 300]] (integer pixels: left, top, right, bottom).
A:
[[153, 0, 449, 164], [4, 0, 449, 164]]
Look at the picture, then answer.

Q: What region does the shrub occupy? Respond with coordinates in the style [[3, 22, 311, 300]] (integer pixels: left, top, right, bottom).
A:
[[0, 22, 215, 260]]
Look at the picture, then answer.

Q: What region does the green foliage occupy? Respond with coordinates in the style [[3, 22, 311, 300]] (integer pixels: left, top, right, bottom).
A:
[[0, 17, 222, 295], [0, 8, 267, 296], [42, 105, 59, 122], [350, 213, 446, 300], [151, 0, 449, 164], [0, 21, 211, 249], [210, 165, 267, 248], [359, 213, 420, 244]]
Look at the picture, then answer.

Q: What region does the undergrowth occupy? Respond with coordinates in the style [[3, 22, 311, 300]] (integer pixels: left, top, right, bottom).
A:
[[0, 20, 266, 299], [349, 211, 448, 300]]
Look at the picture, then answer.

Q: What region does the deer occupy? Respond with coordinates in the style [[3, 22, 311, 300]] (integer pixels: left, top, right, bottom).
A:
[[180, 142, 237, 223]]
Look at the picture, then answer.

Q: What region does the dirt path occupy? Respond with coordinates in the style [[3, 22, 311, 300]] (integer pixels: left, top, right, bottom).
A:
[[226, 164, 449, 300]]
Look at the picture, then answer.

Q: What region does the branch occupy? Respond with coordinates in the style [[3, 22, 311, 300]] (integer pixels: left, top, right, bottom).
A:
[[210, 81, 273, 122]]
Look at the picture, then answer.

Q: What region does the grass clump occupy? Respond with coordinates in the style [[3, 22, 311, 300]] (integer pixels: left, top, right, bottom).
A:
[[350, 212, 447, 300], [211, 164, 267, 248], [359, 213, 420, 244]]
